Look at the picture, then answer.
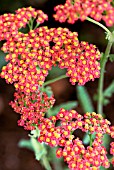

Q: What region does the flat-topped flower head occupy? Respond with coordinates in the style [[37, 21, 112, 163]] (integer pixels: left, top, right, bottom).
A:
[[1, 25, 100, 91], [0, 7, 48, 41], [54, 0, 114, 26], [84, 112, 111, 134], [37, 111, 114, 169]]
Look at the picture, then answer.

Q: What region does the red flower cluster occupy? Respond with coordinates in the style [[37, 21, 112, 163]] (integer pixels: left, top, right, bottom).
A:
[[54, 0, 114, 26], [38, 109, 83, 147], [0, 7, 48, 41], [16, 7, 48, 26], [1, 27, 100, 89], [38, 111, 113, 169], [10, 91, 55, 130]]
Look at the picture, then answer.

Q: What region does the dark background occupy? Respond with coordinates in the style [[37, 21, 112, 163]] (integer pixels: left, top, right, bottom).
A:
[[0, 0, 114, 170]]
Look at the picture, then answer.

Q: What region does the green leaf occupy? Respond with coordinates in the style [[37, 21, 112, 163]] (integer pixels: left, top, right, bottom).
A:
[[41, 86, 53, 98], [0, 51, 8, 71], [103, 81, 114, 98], [94, 81, 114, 106], [48, 66, 66, 79], [18, 26, 29, 34], [48, 101, 78, 117], [19, 128, 47, 161], [93, 94, 98, 102], [18, 139, 33, 150], [30, 137, 47, 161], [45, 86, 53, 97], [18, 137, 47, 161], [103, 98, 110, 106], [100, 166, 106, 170], [109, 54, 114, 62], [54, 101, 77, 111], [102, 134, 110, 150], [76, 86, 94, 113], [83, 132, 96, 145], [36, 65, 40, 70], [83, 133, 90, 145], [48, 147, 63, 170]]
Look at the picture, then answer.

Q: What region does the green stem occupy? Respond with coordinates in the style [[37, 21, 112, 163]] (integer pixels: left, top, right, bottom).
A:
[[51, 148, 63, 170], [41, 156, 52, 170], [97, 40, 113, 114], [43, 74, 68, 86], [28, 18, 34, 30], [34, 22, 40, 30], [86, 17, 111, 35], [86, 18, 114, 115]]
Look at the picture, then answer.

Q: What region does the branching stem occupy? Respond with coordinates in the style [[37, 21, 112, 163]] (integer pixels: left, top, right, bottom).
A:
[[86, 17, 111, 35], [43, 74, 68, 86], [97, 41, 113, 114]]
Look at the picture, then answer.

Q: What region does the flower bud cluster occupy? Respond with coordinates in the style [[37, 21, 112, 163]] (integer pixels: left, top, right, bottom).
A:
[[54, 0, 114, 26], [10, 91, 55, 130]]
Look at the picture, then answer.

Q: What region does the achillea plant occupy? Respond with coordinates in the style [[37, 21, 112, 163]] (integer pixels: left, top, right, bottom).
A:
[[0, 3, 114, 170]]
